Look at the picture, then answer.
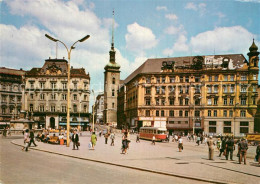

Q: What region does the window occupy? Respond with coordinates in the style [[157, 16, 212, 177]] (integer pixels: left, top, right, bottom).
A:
[[30, 94, 34, 100], [62, 106, 66, 113], [185, 98, 189, 105], [252, 85, 257, 92], [30, 82, 34, 89], [208, 110, 211, 117], [180, 76, 183, 82], [214, 75, 218, 81], [29, 104, 33, 112], [209, 76, 212, 81], [156, 98, 160, 105], [84, 82, 88, 89], [51, 82, 56, 89], [253, 98, 256, 105], [84, 105, 87, 113], [112, 77, 115, 84], [185, 87, 189, 94], [145, 87, 151, 94], [209, 121, 216, 133], [178, 121, 181, 124], [185, 76, 189, 82], [230, 75, 234, 81], [62, 83, 67, 89], [179, 110, 183, 117], [241, 86, 247, 92], [240, 110, 246, 117], [208, 86, 212, 93], [161, 110, 165, 117], [195, 98, 200, 105], [73, 105, 77, 112], [146, 77, 151, 84], [185, 111, 189, 117], [40, 82, 45, 89], [162, 77, 165, 83], [214, 110, 217, 117], [112, 89, 115, 97], [230, 86, 234, 93], [179, 98, 183, 105], [51, 105, 56, 112], [224, 98, 227, 105], [241, 75, 247, 81], [73, 83, 77, 89], [195, 86, 200, 93], [241, 98, 246, 105], [214, 98, 218, 105], [214, 86, 218, 93], [51, 94, 56, 100], [112, 103, 115, 108], [208, 99, 212, 105], [169, 110, 174, 117], [161, 86, 165, 94], [223, 86, 228, 93], [169, 98, 174, 105], [156, 110, 160, 117], [145, 98, 151, 105], [170, 76, 175, 83], [195, 76, 200, 82], [230, 98, 233, 105], [39, 105, 44, 112], [195, 110, 200, 117], [40, 94, 45, 100], [161, 99, 165, 106], [240, 121, 249, 133], [224, 75, 228, 81], [145, 110, 150, 116], [2, 107, 6, 114], [157, 77, 160, 83], [156, 87, 160, 94], [229, 110, 233, 117], [169, 121, 175, 124], [62, 94, 67, 100], [253, 74, 257, 80], [179, 86, 183, 94], [223, 110, 227, 117], [224, 121, 231, 133]]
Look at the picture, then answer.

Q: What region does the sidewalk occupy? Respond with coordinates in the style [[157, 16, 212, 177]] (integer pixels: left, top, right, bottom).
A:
[[11, 132, 260, 184]]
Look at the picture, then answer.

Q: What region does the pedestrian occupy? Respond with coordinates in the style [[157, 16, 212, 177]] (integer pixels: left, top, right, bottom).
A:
[[217, 138, 221, 151], [3, 127, 7, 137], [136, 133, 140, 143], [178, 136, 183, 152], [207, 136, 215, 160], [71, 130, 79, 150], [127, 131, 131, 149], [121, 132, 128, 154], [91, 132, 97, 149], [204, 136, 208, 145], [104, 132, 109, 144], [99, 130, 102, 137], [225, 137, 235, 161], [22, 129, 30, 152], [238, 138, 248, 164], [219, 137, 227, 157], [152, 135, 156, 145], [110, 132, 115, 146], [196, 136, 200, 146], [28, 129, 37, 147], [7, 127, 11, 136], [256, 142, 260, 165]]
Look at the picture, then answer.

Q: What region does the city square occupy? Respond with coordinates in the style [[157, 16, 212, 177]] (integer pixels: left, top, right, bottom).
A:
[[1, 0, 260, 183]]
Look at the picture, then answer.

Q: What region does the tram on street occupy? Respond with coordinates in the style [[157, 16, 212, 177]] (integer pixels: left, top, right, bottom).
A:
[[139, 127, 167, 141]]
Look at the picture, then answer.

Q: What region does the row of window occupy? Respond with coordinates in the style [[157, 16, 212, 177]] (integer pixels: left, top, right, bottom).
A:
[[29, 93, 88, 101], [208, 121, 249, 134], [1, 107, 21, 114], [144, 109, 247, 117], [29, 104, 88, 113], [0, 84, 22, 92], [28, 81, 89, 90], [1, 95, 22, 103], [143, 74, 255, 84]]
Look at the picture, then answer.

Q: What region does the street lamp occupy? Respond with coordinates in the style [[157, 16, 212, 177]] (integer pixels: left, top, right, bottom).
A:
[[45, 34, 90, 147], [92, 90, 95, 132]]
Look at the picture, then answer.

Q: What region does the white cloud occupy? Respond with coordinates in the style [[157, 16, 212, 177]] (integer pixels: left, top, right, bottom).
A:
[[235, 0, 260, 3], [190, 26, 254, 55], [156, 6, 168, 11], [185, 2, 207, 16], [125, 22, 158, 53], [216, 12, 226, 18], [163, 34, 189, 55], [164, 25, 185, 35], [165, 14, 178, 20]]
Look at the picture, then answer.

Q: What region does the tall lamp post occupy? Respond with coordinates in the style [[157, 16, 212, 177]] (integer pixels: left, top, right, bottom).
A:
[[92, 90, 95, 132], [45, 34, 90, 147]]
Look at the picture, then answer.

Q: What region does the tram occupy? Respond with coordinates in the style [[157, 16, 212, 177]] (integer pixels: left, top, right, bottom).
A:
[[139, 127, 167, 141]]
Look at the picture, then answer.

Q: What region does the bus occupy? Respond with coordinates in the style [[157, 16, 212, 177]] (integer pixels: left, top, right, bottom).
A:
[[139, 127, 167, 141]]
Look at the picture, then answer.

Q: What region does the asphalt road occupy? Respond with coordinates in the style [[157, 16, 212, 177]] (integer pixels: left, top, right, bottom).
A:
[[0, 137, 208, 184]]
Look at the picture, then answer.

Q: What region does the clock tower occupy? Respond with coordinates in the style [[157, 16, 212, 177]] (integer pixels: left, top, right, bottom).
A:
[[104, 11, 120, 127]]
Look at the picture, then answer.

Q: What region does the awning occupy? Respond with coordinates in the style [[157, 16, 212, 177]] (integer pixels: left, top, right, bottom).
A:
[[0, 122, 10, 125], [59, 122, 86, 126]]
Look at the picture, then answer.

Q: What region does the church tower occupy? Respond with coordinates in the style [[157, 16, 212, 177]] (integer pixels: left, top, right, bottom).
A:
[[103, 11, 120, 127]]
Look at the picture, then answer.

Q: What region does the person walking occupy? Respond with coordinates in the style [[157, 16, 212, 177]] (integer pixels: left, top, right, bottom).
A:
[[71, 130, 79, 150], [152, 135, 156, 145], [22, 129, 30, 152], [225, 137, 235, 161], [91, 132, 97, 149], [28, 129, 37, 147], [104, 133, 109, 144], [238, 138, 248, 164], [178, 136, 183, 152], [219, 137, 227, 157], [196, 136, 200, 146], [121, 132, 128, 154], [136, 133, 140, 143], [110, 132, 115, 146], [207, 136, 215, 160], [217, 138, 221, 151]]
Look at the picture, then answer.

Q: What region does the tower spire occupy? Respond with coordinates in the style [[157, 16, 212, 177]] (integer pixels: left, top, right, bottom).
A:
[[111, 9, 115, 50]]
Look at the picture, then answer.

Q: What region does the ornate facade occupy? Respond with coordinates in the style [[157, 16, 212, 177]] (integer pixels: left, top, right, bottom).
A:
[[94, 93, 104, 124], [0, 67, 25, 128], [24, 58, 90, 130], [119, 40, 259, 137]]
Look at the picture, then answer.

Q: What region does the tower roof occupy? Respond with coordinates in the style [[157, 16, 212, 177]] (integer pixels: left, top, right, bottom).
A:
[[249, 39, 258, 52]]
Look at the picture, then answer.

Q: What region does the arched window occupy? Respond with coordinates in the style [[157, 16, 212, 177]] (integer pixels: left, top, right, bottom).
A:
[[73, 104, 77, 113], [112, 77, 115, 84]]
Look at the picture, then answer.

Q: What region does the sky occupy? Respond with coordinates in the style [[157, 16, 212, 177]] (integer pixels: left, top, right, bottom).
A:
[[1, 0, 260, 107]]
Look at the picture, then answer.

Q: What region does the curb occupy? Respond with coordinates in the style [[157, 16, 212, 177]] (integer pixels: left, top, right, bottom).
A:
[[11, 140, 229, 184]]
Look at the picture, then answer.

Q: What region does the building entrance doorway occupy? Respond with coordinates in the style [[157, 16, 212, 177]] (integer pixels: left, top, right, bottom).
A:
[[50, 117, 55, 129]]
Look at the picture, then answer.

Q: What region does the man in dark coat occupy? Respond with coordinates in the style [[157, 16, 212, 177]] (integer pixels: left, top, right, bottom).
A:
[[71, 130, 79, 150], [238, 138, 248, 164], [219, 137, 227, 157], [225, 137, 235, 160], [28, 129, 37, 147]]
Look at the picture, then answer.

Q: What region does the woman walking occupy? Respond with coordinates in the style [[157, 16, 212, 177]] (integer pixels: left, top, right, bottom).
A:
[[22, 129, 30, 152], [91, 132, 97, 149], [121, 132, 128, 154]]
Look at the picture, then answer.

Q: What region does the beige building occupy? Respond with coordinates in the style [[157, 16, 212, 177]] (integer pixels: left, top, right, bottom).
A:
[[24, 58, 90, 130], [94, 93, 104, 124], [0, 67, 26, 128], [118, 40, 259, 137]]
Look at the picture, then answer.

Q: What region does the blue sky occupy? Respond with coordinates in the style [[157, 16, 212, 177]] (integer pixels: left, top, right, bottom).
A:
[[1, 0, 260, 106]]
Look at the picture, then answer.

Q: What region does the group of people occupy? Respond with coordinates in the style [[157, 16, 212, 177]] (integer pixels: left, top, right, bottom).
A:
[[22, 129, 37, 152], [2, 127, 12, 137]]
